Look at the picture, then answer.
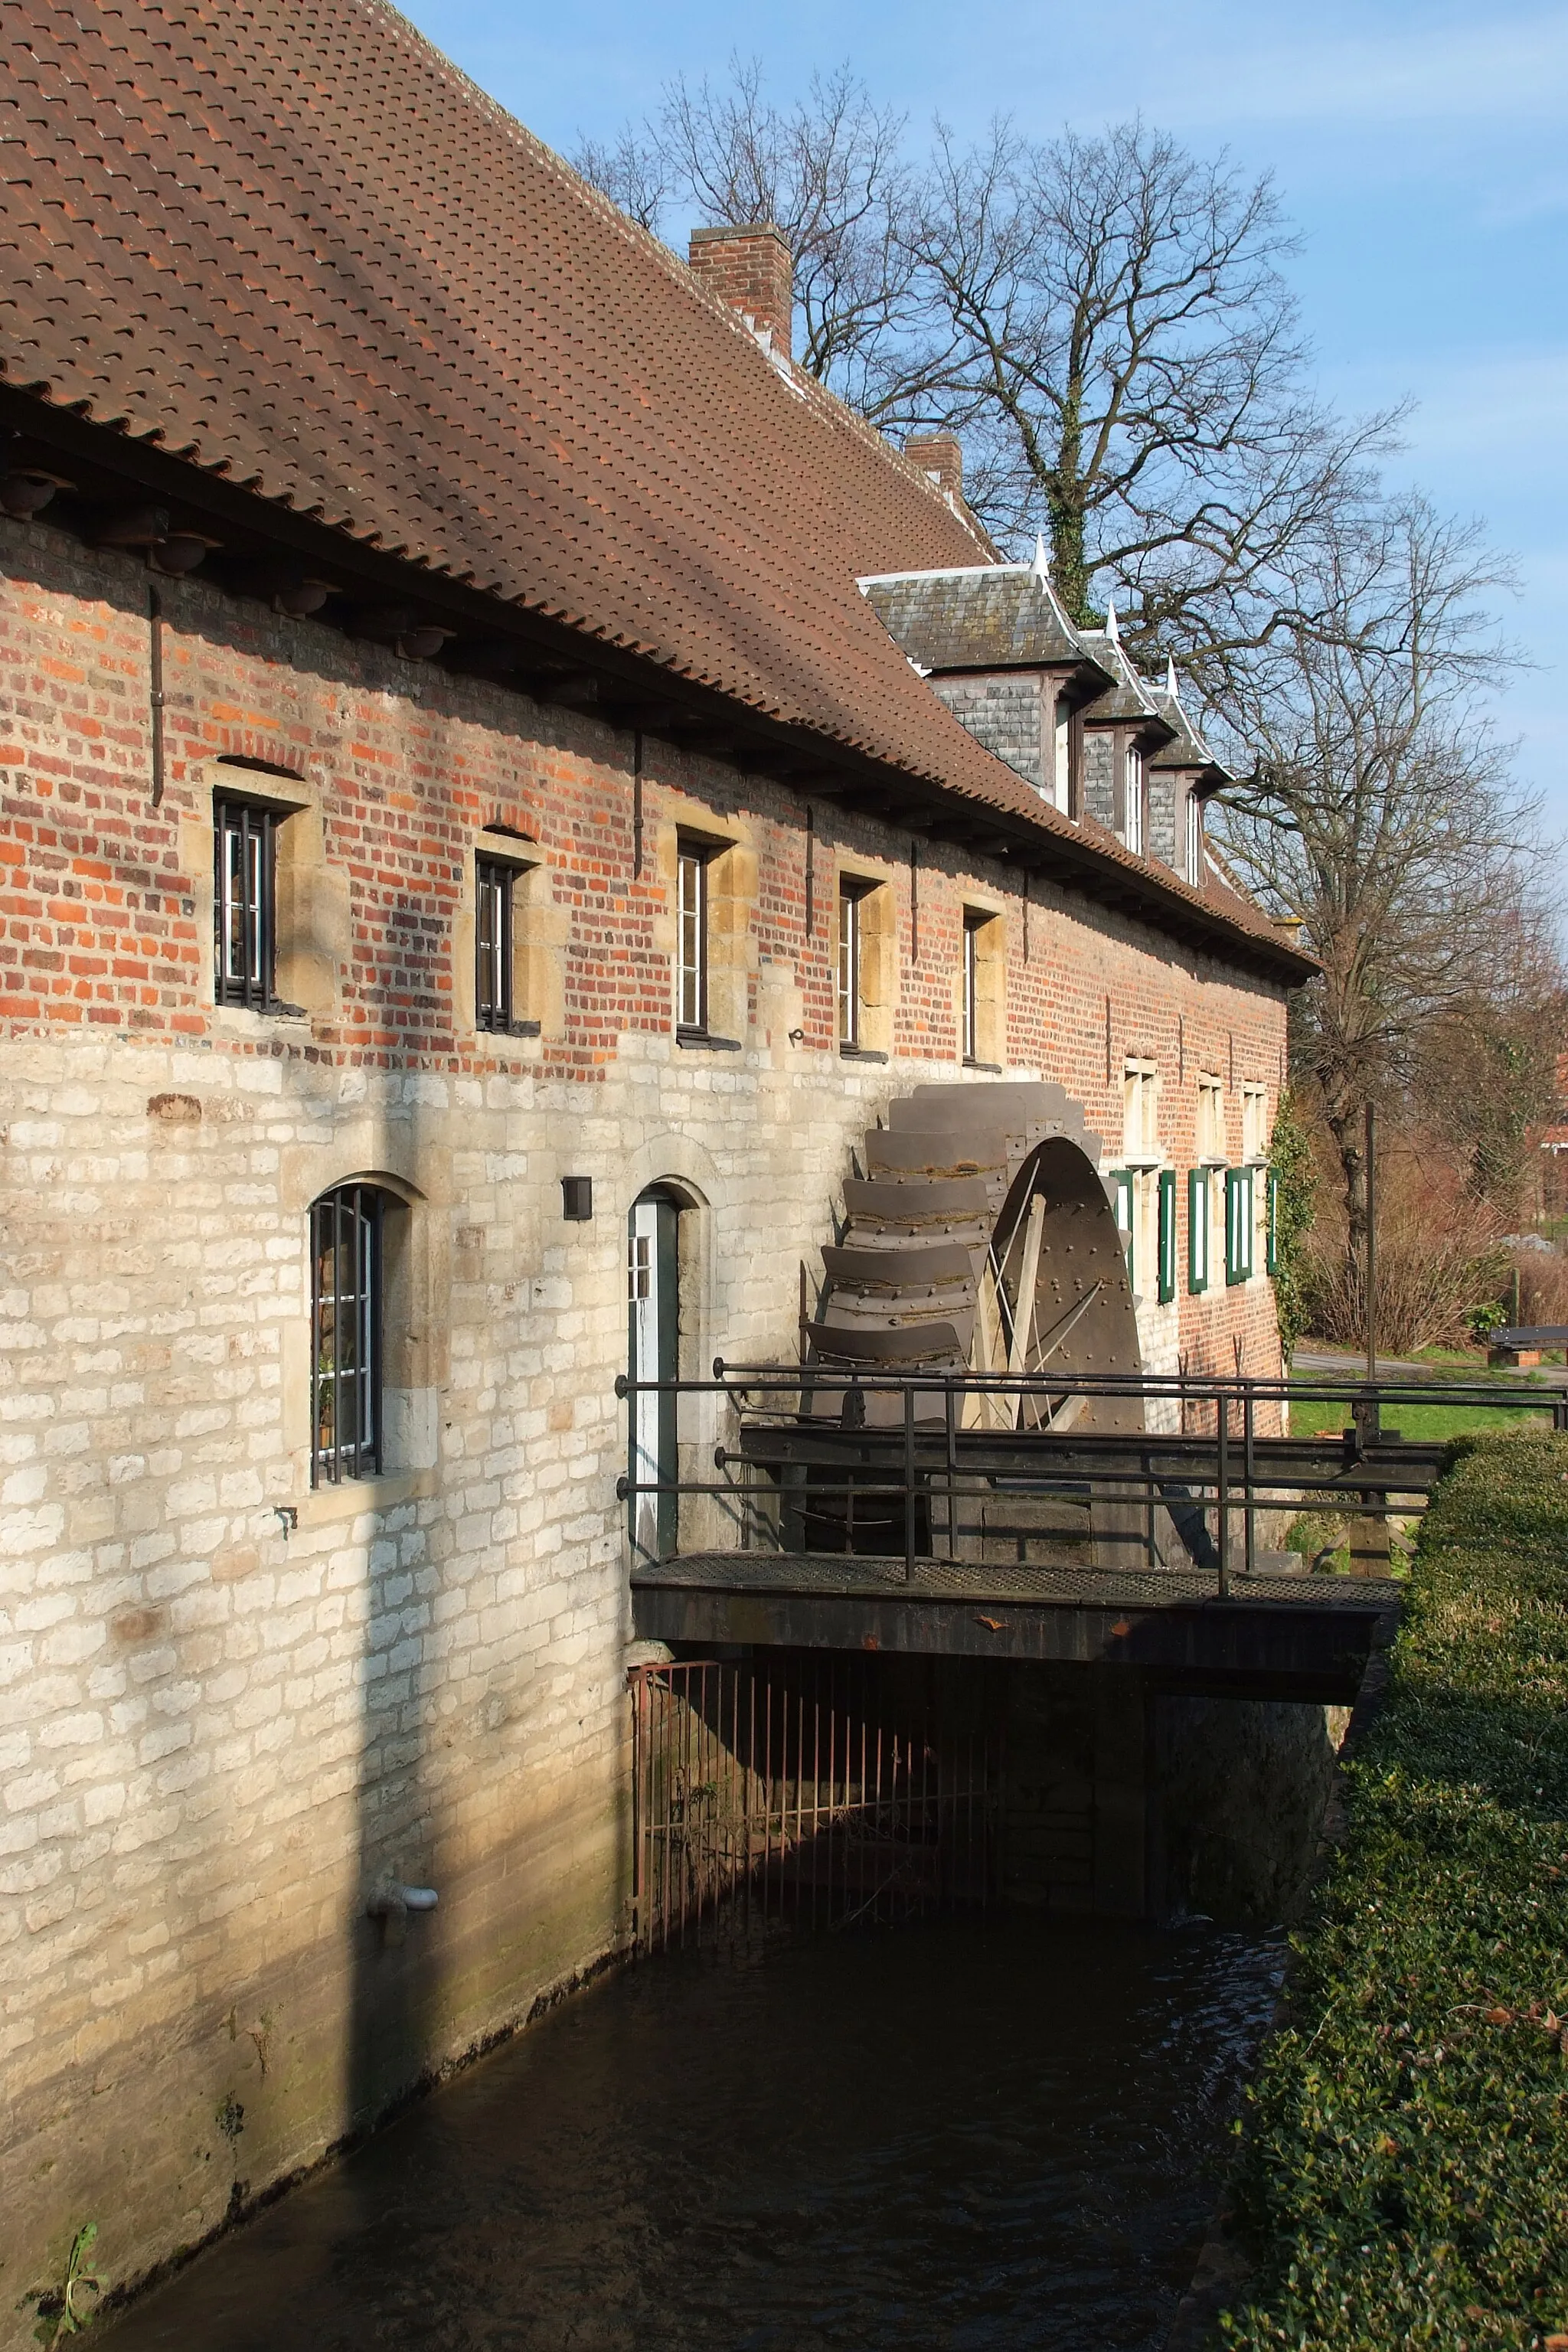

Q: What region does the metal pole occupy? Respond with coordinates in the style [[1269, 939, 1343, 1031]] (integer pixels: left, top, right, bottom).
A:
[[1217, 1392, 1230, 1600], [1243, 1380, 1256, 1579], [903, 1381, 916, 1584], [1364, 1098, 1378, 1386], [944, 1377, 957, 1563]]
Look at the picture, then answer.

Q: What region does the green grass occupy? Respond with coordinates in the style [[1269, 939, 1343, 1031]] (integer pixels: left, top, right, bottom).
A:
[[1289, 1366, 1556, 1446], [1289, 1393, 1555, 1444], [1217, 1432, 1568, 2349]]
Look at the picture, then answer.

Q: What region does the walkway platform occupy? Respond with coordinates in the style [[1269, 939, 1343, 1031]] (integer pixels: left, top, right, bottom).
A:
[[631, 1552, 1402, 1701]]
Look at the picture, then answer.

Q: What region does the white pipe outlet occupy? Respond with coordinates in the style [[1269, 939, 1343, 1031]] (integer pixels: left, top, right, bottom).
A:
[[367, 1883, 439, 1918]]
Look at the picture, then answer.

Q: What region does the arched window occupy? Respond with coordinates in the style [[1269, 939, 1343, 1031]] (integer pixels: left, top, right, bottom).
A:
[[310, 1184, 384, 1484]]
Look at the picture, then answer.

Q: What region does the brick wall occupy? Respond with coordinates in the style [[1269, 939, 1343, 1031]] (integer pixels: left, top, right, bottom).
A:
[[0, 517, 1289, 2337]]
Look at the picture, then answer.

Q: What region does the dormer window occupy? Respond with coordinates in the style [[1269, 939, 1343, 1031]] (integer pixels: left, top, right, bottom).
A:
[[1184, 789, 1204, 886], [1053, 698, 1071, 814], [1124, 748, 1145, 856]]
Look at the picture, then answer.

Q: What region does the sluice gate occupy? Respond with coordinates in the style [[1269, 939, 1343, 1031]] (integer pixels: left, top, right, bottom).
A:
[[630, 1654, 1001, 1951]]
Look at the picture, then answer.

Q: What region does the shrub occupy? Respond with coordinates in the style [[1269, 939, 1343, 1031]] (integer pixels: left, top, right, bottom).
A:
[[1269, 1091, 1318, 1358], [1303, 1138, 1511, 1355], [1218, 1432, 1568, 2349]]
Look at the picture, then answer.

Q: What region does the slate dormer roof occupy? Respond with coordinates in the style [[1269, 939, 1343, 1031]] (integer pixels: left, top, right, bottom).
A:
[[1075, 612, 1175, 743], [1148, 668, 1236, 788], [857, 550, 1109, 683]]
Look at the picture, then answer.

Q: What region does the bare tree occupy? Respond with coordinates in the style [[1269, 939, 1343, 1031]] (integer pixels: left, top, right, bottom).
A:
[[890, 119, 1398, 636], [577, 80, 1398, 644], [573, 59, 917, 397], [1207, 496, 1554, 1264]]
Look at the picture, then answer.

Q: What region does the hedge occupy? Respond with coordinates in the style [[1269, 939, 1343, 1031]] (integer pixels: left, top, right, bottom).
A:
[[1218, 1431, 1568, 2351]]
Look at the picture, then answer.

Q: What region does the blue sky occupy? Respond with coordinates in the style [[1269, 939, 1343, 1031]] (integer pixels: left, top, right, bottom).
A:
[[400, 0, 1568, 849]]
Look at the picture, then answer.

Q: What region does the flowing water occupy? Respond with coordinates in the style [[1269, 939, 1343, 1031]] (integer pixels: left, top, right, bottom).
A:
[[101, 1917, 1282, 2351]]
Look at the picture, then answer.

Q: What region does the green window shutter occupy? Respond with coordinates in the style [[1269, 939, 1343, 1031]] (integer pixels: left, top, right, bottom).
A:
[[1266, 1168, 1280, 1276], [1224, 1167, 1241, 1285], [1158, 1168, 1177, 1302], [1187, 1167, 1208, 1294], [1243, 1167, 1255, 1280]]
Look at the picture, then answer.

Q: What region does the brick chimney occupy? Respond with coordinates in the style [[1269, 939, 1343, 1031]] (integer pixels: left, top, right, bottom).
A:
[[904, 434, 964, 502], [688, 224, 793, 361]]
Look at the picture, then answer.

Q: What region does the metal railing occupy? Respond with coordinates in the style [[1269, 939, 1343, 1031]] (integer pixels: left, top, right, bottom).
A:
[[616, 1361, 1565, 1600], [630, 1655, 1001, 1950]]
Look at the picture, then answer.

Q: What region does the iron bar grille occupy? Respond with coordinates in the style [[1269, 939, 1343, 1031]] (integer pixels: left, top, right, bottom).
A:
[[475, 856, 514, 1032], [630, 1654, 1001, 1952], [310, 1184, 382, 1486], [213, 797, 278, 1009]]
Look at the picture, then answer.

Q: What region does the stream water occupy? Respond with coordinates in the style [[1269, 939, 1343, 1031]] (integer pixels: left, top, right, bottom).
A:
[[101, 1916, 1282, 2351]]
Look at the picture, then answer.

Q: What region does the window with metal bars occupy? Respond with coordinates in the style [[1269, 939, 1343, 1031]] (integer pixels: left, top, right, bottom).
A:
[[675, 841, 709, 1033], [310, 1184, 383, 1485], [214, 797, 279, 1008], [475, 855, 514, 1031]]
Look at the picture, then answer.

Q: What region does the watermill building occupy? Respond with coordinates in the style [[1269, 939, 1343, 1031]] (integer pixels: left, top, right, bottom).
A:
[[0, 0, 1315, 2318]]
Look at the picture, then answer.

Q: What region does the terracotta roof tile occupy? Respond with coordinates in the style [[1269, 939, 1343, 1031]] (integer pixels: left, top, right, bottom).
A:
[[1, 0, 1308, 972]]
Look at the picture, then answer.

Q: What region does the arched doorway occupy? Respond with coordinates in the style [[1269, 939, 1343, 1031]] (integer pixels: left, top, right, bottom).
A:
[[628, 1187, 681, 1558]]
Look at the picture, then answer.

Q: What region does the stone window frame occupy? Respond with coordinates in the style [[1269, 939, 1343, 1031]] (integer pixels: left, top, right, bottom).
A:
[[1119, 1060, 1165, 1306], [1195, 1072, 1227, 1165], [1240, 1081, 1271, 1165], [651, 802, 757, 1053], [1194, 1073, 1229, 1283], [959, 900, 1006, 1070], [452, 824, 562, 1047], [281, 1156, 441, 1524], [1240, 1082, 1272, 1276], [186, 756, 347, 1031], [835, 860, 897, 1061]]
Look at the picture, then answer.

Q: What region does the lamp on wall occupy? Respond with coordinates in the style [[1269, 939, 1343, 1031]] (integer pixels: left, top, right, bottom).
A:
[[561, 1176, 593, 1222]]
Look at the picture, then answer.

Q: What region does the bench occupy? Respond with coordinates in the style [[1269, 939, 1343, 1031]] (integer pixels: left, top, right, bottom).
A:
[[1488, 1325, 1568, 1368]]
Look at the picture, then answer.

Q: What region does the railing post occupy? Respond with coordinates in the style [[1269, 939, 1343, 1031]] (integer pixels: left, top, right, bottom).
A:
[[1243, 1378, 1256, 1579], [1217, 1391, 1230, 1600], [903, 1380, 916, 1585], [944, 1377, 957, 1563]]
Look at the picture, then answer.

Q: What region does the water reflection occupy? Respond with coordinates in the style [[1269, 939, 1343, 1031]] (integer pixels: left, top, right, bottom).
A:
[[103, 1917, 1281, 2350]]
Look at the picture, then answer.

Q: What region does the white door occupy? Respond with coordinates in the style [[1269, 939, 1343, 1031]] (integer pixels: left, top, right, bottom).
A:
[[628, 1193, 678, 1556]]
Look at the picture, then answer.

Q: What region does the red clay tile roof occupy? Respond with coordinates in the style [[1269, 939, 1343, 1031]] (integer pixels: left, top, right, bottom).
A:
[[0, 0, 1310, 977]]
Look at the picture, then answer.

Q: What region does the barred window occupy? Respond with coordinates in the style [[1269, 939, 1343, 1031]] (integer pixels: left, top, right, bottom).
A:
[[475, 856, 514, 1031], [310, 1184, 383, 1485], [214, 797, 278, 1008]]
